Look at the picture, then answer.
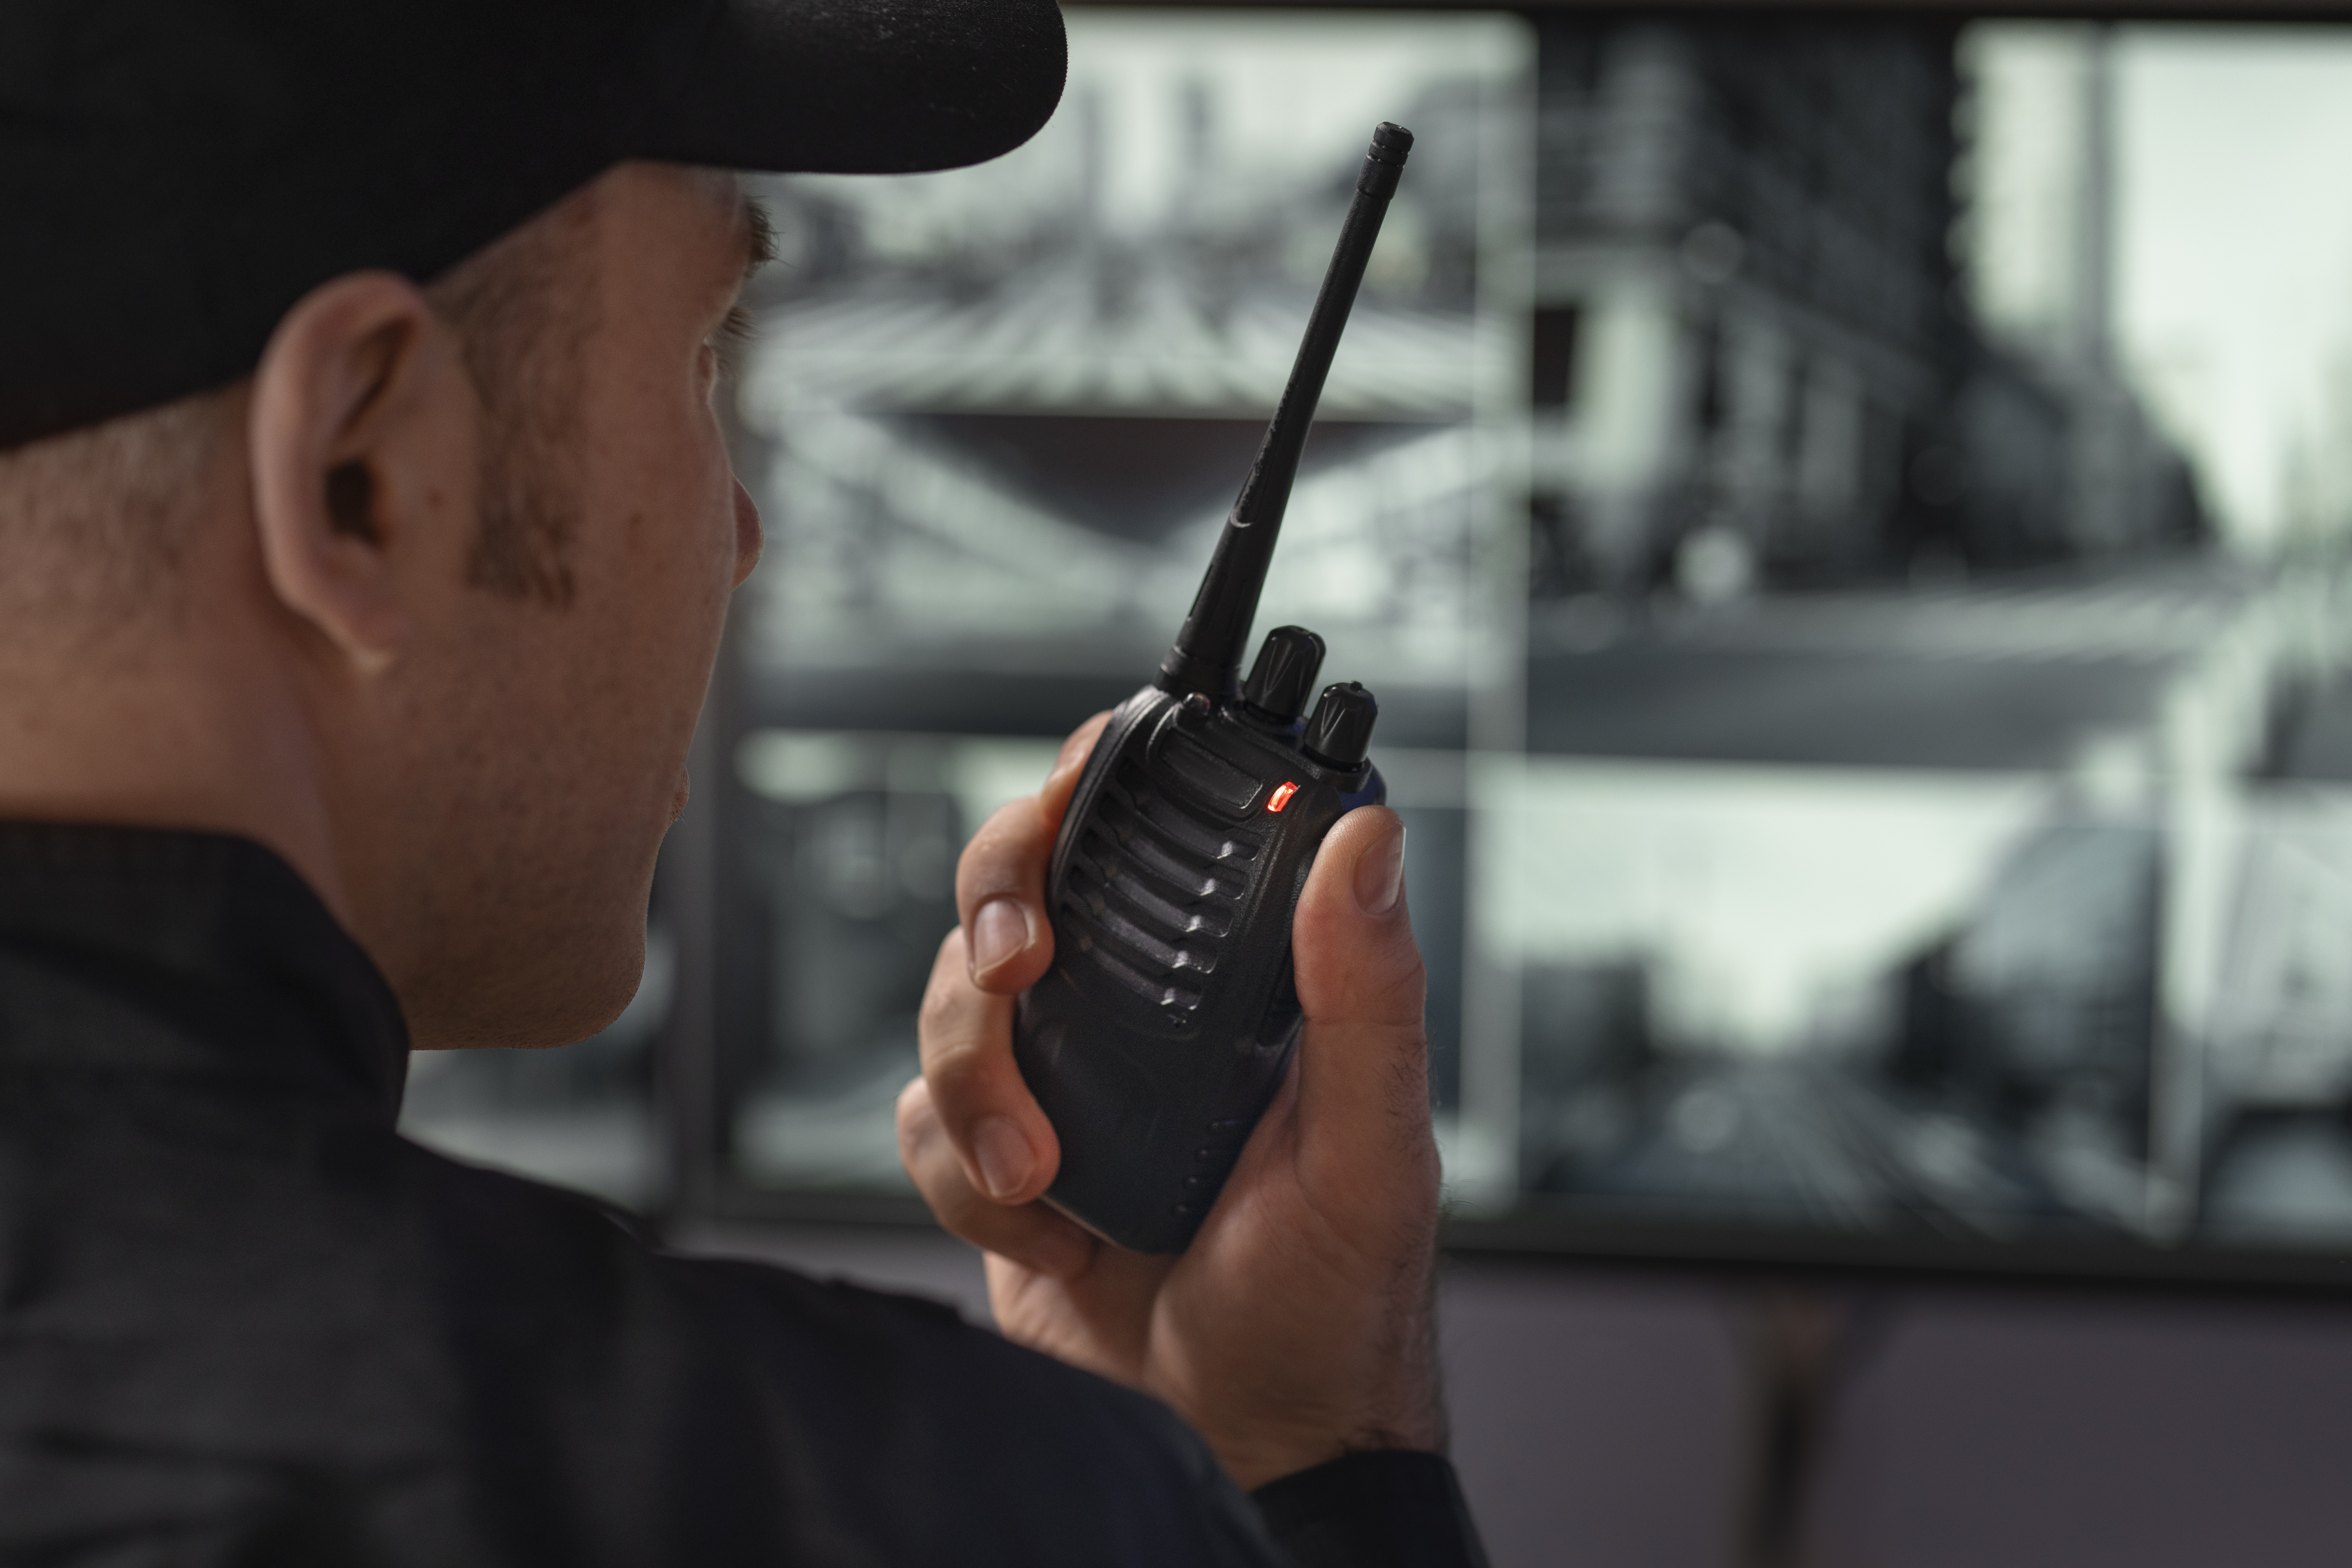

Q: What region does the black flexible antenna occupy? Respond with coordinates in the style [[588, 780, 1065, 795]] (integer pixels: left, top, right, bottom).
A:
[[1155, 122, 1413, 698]]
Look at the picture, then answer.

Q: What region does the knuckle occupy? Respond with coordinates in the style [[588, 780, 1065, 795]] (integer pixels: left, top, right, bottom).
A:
[[923, 1031, 999, 1107], [901, 1118, 975, 1203], [894, 1074, 934, 1132], [899, 1110, 955, 1199], [1375, 954, 1429, 1015], [961, 801, 1043, 873], [1051, 715, 1109, 777], [917, 970, 964, 1037]]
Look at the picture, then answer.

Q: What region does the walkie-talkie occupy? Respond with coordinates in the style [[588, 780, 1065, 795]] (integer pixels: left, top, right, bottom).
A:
[[1013, 123, 1413, 1254]]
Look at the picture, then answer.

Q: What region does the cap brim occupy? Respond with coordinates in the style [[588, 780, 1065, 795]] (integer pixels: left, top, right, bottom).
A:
[[640, 0, 1068, 176]]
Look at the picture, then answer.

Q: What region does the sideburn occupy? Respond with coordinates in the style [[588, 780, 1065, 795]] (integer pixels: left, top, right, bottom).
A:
[[430, 187, 597, 610]]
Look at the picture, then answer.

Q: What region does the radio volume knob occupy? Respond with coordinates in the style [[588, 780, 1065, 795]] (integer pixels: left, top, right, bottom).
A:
[[1242, 626, 1327, 725], [1301, 682, 1378, 770]]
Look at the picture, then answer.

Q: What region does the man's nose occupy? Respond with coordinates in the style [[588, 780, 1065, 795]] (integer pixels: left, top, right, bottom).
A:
[[731, 475, 764, 587]]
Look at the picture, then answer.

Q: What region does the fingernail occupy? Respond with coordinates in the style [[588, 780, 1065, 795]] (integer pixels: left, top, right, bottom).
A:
[[1354, 818, 1406, 917], [974, 1115, 1033, 1200], [971, 897, 1031, 974]]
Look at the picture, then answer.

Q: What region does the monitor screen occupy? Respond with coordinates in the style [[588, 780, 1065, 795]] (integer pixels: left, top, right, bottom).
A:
[[401, 6, 2352, 1289]]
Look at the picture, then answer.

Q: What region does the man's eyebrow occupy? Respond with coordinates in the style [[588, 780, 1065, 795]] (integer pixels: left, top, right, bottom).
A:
[[713, 193, 776, 361], [740, 194, 776, 284]]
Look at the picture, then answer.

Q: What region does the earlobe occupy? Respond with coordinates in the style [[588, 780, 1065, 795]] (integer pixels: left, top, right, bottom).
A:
[[248, 271, 463, 676]]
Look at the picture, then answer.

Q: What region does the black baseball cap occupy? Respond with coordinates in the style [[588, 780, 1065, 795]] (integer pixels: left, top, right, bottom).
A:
[[0, 0, 1067, 449]]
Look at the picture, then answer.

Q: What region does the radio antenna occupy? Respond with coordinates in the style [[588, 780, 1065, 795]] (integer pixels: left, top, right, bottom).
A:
[[1156, 122, 1413, 698]]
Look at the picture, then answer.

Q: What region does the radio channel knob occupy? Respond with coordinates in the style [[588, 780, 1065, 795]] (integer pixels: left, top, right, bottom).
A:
[[1242, 625, 1327, 725], [1301, 681, 1378, 770]]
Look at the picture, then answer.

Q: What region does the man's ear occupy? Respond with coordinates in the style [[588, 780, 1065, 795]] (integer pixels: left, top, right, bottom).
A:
[[248, 271, 470, 674]]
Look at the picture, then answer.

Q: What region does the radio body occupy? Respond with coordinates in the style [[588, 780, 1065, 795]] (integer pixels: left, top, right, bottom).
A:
[[1016, 677, 1385, 1254]]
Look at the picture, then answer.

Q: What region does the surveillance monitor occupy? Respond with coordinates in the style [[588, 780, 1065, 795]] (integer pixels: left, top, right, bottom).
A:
[[398, 3, 2352, 1293]]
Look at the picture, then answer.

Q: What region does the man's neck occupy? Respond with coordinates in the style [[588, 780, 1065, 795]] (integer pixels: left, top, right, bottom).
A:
[[0, 635, 350, 927]]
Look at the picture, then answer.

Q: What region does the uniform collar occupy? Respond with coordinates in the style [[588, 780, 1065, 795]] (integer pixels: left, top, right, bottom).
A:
[[0, 822, 408, 1122]]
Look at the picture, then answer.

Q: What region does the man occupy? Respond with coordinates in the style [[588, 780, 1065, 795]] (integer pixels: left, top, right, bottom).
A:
[[0, 1, 1484, 1563]]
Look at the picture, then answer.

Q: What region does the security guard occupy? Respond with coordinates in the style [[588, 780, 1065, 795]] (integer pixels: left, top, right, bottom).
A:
[[0, 2, 1482, 1562]]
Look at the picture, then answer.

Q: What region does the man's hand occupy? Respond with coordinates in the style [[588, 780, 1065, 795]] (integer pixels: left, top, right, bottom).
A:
[[895, 712, 1444, 1490]]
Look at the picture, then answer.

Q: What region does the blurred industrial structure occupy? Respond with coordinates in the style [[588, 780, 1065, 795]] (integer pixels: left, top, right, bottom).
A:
[[736, 25, 1516, 706], [1525, 16, 2204, 600]]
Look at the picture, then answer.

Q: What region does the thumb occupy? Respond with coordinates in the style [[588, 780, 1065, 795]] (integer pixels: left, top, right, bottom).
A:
[[1287, 806, 1432, 1185]]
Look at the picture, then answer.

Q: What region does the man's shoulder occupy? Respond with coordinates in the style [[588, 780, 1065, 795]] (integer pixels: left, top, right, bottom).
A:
[[396, 1142, 1283, 1568], [394, 1138, 979, 1363]]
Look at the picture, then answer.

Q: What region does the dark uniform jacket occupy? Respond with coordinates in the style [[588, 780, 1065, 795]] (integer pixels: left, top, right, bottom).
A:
[[0, 824, 1485, 1566]]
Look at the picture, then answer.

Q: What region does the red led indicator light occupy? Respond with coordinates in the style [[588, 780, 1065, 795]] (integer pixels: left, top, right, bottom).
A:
[[1266, 781, 1300, 814]]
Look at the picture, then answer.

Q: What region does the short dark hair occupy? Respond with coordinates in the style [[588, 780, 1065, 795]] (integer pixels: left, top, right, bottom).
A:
[[0, 387, 233, 638], [0, 175, 675, 628]]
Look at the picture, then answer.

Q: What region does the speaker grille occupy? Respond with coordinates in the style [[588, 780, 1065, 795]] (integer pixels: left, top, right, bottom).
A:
[[1061, 759, 1264, 1014]]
